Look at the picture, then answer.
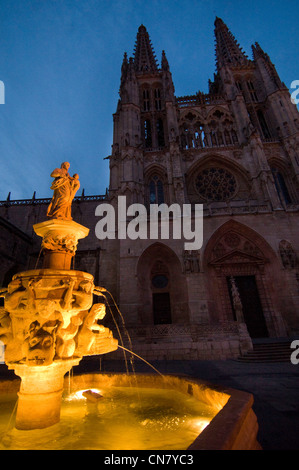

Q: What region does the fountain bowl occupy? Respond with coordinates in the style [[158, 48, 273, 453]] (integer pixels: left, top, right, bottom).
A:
[[0, 371, 261, 450]]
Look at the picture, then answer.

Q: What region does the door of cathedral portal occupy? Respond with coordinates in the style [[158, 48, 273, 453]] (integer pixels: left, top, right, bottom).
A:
[[228, 275, 268, 338]]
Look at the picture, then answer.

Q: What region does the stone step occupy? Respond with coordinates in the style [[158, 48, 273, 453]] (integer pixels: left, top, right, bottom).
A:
[[238, 338, 296, 363]]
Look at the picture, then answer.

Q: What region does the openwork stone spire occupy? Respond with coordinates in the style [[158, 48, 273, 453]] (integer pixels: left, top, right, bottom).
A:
[[133, 24, 158, 73], [214, 17, 250, 69]]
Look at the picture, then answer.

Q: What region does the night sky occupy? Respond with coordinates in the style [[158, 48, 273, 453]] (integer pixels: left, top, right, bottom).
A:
[[0, 0, 298, 200]]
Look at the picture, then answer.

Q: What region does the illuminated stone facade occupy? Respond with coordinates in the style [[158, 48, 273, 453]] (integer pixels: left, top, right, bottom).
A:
[[1, 19, 299, 360]]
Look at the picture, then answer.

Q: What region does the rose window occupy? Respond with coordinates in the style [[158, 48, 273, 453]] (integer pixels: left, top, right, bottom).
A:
[[195, 167, 237, 201]]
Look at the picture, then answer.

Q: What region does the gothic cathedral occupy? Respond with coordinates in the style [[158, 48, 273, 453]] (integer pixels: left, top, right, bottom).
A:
[[1, 19, 299, 360]]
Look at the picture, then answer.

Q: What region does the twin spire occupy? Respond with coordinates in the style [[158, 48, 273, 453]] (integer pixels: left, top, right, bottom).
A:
[[122, 20, 278, 80], [214, 17, 250, 69], [122, 24, 168, 75], [133, 24, 158, 73]]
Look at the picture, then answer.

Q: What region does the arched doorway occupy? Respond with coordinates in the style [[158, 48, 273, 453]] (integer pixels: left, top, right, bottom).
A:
[[136, 243, 189, 325], [203, 220, 287, 339]]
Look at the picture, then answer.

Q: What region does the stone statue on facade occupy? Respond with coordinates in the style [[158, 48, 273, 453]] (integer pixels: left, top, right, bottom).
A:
[[230, 276, 244, 322]]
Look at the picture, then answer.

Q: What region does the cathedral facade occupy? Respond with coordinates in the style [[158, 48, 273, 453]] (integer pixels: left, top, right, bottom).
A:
[[1, 19, 299, 360]]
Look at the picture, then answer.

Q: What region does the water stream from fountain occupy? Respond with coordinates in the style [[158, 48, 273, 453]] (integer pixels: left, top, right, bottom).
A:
[[96, 289, 138, 377], [118, 345, 164, 377], [34, 247, 43, 269]]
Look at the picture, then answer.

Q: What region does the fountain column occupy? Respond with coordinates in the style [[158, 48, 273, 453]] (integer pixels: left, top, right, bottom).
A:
[[12, 359, 80, 430]]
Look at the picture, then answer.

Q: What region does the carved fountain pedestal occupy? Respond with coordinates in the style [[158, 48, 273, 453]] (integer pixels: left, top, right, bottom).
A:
[[12, 359, 80, 430], [34, 219, 90, 270]]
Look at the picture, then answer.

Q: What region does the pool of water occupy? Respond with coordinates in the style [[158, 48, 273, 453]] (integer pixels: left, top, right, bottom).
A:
[[0, 386, 217, 450]]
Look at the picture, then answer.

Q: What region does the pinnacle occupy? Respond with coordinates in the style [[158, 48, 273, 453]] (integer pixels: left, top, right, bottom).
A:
[[214, 16, 224, 25], [214, 17, 249, 69], [134, 24, 158, 73]]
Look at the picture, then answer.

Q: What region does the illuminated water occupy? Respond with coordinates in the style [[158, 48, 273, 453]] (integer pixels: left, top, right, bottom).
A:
[[0, 386, 217, 450]]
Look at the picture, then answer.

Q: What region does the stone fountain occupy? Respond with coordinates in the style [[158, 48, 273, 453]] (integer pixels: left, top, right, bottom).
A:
[[0, 162, 118, 430], [0, 163, 263, 450]]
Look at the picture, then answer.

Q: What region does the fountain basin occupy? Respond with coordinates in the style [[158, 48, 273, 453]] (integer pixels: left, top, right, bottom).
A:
[[0, 372, 261, 450]]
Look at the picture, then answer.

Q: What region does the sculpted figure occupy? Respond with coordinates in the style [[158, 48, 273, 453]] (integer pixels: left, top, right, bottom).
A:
[[0, 308, 12, 345], [47, 162, 80, 220], [59, 278, 93, 312], [75, 303, 107, 356], [23, 320, 59, 366], [1, 279, 26, 313], [55, 312, 84, 359], [0, 309, 25, 363], [1, 278, 43, 315], [230, 277, 244, 322]]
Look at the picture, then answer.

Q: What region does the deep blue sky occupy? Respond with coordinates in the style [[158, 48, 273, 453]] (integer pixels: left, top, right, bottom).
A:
[[0, 0, 298, 200]]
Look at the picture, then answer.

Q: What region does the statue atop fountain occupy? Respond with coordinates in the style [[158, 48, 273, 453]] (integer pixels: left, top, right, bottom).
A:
[[0, 163, 118, 430], [47, 161, 80, 221]]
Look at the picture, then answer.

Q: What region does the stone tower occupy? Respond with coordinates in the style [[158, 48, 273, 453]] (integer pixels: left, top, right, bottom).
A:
[[104, 19, 299, 359], [110, 20, 299, 212], [214, 17, 299, 204], [109, 24, 183, 208]]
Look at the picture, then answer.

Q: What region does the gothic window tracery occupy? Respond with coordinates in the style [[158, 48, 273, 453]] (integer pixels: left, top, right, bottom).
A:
[[143, 89, 150, 111], [257, 109, 271, 139], [156, 118, 165, 147], [141, 84, 165, 150], [247, 80, 259, 102], [154, 88, 162, 110], [271, 167, 292, 205], [224, 129, 232, 145], [149, 175, 165, 204], [195, 167, 237, 202], [179, 110, 238, 150], [235, 76, 259, 103], [143, 116, 166, 149], [144, 119, 152, 148]]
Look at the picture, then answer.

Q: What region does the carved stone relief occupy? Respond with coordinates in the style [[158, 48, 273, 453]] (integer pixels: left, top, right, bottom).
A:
[[279, 240, 298, 269], [0, 271, 117, 366]]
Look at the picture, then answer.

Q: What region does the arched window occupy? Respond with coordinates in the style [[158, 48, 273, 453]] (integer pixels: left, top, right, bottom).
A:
[[143, 89, 150, 111], [211, 131, 217, 146], [247, 81, 258, 102], [224, 130, 232, 145], [154, 88, 162, 110], [257, 110, 271, 139], [231, 129, 238, 144], [156, 118, 165, 147], [144, 119, 152, 148], [271, 167, 292, 205], [149, 175, 165, 204]]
